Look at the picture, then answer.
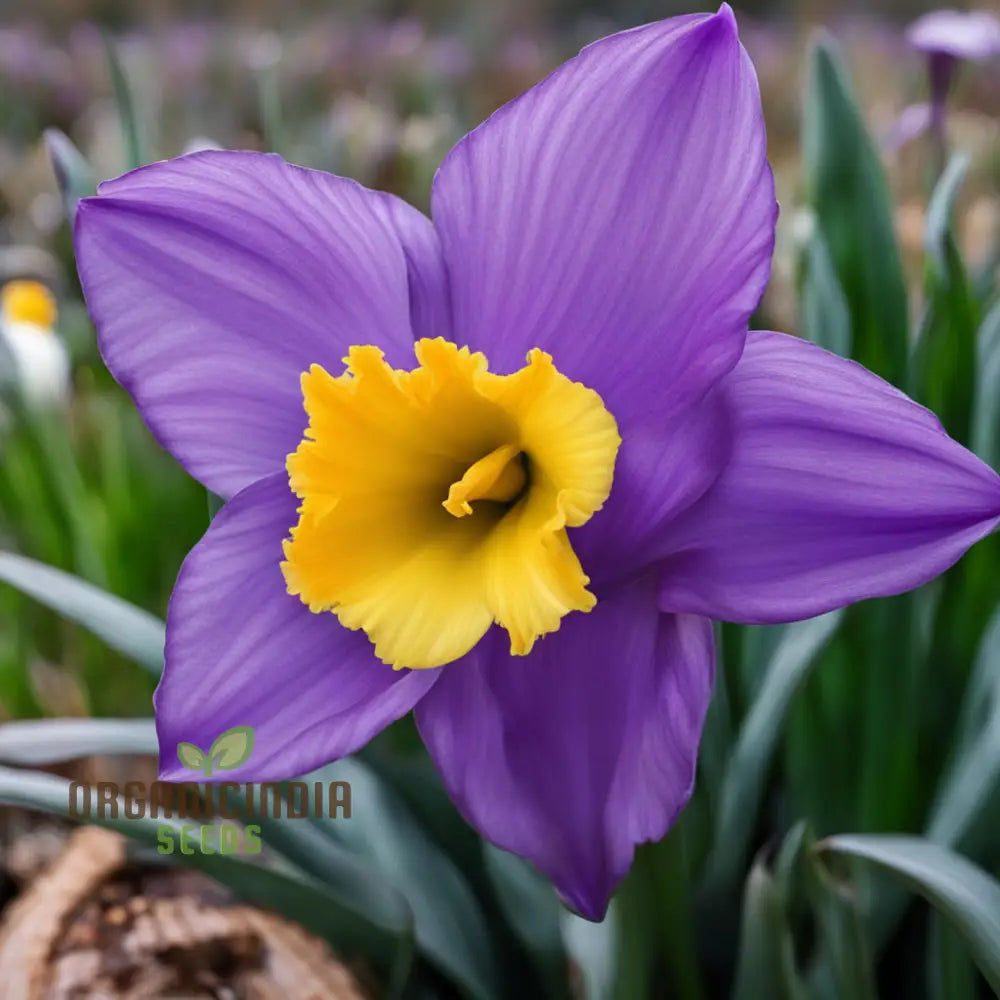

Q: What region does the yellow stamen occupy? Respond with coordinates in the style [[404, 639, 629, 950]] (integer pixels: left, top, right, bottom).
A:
[[443, 443, 527, 518], [1, 280, 57, 331], [282, 338, 621, 670]]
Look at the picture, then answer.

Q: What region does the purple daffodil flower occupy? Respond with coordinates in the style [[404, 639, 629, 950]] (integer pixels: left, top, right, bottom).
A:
[[901, 9, 1000, 158], [74, 6, 1000, 920]]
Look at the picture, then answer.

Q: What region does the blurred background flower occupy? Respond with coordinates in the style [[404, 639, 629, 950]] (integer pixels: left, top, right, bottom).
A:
[[0, 279, 69, 410], [901, 8, 1000, 171]]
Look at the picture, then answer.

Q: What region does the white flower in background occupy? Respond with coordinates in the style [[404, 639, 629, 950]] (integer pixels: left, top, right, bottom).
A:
[[329, 94, 398, 176], [182, 136, 223, 154], [0, 280, 70, 409], [398, 113, 453, 158]]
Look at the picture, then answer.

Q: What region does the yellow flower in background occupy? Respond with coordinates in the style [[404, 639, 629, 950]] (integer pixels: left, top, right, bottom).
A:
[[0, 280, 71, 409]]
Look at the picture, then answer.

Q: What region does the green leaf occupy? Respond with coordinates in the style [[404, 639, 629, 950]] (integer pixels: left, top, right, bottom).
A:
[[268, 759, 501, 1000], [208, 725, 255, 770], [0, 551, 165, 674], [803, 35, 909, 383], [610, 855, 656, 1000], [0, 718, 157, 764], [927, 912, 981, 1000], [0, 764, 414, 988], [819, 835, 1000, 994], [804, 840, 878, 1000], [973, 228, 1000, 302], [705, 611, 843, 889], [256, 61, 287, 157], [0, 333, 17, 398], [731, 851, 809, 1000], [645, 830, 707, 1000], [482, 844, 569, 1000], [854, 589, 985, 950], [911, 152, 978, 443], [853, 594, 932, 833], [695, 623, 736, 828], [955, 601, 1000, 752], [100, 30, 144, 170], [42, 128, 95, 217], [924, 153, 971, 277], [207, 491, 225, 520], [971, 297, 1000, 467], [799, 228, 852, 357], [927, 604, 1000, 850], [749, 824, 877, 1000], [364, 745, 554, 995], [176, 742, 206, 772]]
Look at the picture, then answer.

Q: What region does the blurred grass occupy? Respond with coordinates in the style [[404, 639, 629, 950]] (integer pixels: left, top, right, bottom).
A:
[[0, 290, 206, 717], [0, 384, 206, 717]]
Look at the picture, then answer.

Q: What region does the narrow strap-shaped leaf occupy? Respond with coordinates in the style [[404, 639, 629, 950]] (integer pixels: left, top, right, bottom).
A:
[[100, 30, 144, 170], [924, 153, 971, 277], [43, 128, 95, 218], [927, 911, 981, 1000], [207, 491, 225, 520], [819, 835, 1000, 994], [301, 759, 502, 1000], [0, 717, 157, 763], [483, 844, 570, 1000], [911, 152, 978, 443], [928, 604, 1000, 849], [731, 854, 810, 1000], [705, 611, 843, 889], [799, 229, 851, 357], [803, 36, 909, 384], [972, 297, 1000, 468], [0, 551, 165, 674]]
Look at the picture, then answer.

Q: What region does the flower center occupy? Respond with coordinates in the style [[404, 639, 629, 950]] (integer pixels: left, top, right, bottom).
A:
[[444, 443, 528, 517], [281, 338, 620, 670]]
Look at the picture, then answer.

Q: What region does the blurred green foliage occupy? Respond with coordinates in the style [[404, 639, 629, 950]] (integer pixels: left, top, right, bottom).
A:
[[0, 387, 205, 717]]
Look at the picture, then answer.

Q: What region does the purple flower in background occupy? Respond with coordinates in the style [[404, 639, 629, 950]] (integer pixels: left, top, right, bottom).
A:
[[0, 25, 45, 87], [901, 9, 1000, 159], [907, 8, 1000, 62], [73, 6, 1000, 919], [885, 100, 933, 153], [162, 23, 215, 89]]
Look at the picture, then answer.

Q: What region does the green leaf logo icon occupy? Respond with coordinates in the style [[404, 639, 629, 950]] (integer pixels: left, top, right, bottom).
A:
[[176, 725, 254, 777], [177, 742, 206, 771], [208, 726, 255, 771]]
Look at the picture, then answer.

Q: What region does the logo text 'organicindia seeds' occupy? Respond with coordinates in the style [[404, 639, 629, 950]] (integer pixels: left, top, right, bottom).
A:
[[67, 724, 351, 856]]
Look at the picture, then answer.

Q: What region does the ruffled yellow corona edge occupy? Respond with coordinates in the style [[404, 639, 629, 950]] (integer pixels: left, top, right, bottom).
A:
[[282, 338, 621, 670]]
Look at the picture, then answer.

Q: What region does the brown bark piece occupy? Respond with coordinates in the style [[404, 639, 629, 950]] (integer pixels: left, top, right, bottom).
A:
[[0, 825, 368, 1000]]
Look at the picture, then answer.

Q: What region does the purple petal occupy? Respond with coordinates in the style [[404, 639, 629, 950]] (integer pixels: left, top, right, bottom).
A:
[[658, 332, 1000, 623], [371, 190, 452, 342], [416, 578, 714, 920], [75, 149, 445, 498], [883, 102, 933, 153], [155, 473, 439, 781], [431, 5, 776, 429], [906, 10, 1000, 61], [573, 387, 732, 589]]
